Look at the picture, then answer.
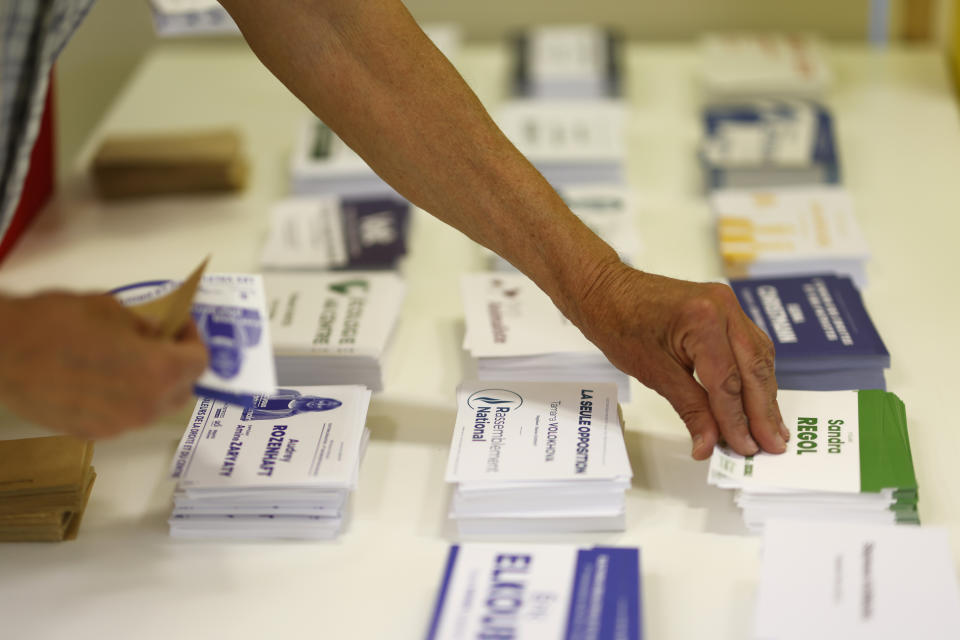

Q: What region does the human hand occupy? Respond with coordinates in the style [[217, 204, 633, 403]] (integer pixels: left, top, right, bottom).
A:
[[0, 291, 208, 438], [573, 262, 789, 460]]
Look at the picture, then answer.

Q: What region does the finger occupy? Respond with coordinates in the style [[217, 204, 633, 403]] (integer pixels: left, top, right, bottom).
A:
[[683, 318, 764, 456], [158, 379, 198, 416], [649, 362, 721, 460], [163, 331, 209, 379], [729, 315, 788, 452]]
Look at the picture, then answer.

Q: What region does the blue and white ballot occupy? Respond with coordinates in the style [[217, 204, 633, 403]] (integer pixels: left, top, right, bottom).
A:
[[168, 385, 371, 539], [425, 544, 643, 640], [445, 381, 630, 484], [260, 196, 410, 270], [170, 385, 370, 491], [114, 273, 276, 406], [445, 381, 632, 534]]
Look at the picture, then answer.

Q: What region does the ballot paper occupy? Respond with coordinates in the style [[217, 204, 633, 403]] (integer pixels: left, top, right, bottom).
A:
[[0, 436, 96, 542], [700, 33, 832, 99], [114, 273, 277, 406], [753, 521, 960, 640], [461, 273, 630, 399], [445, 381, 632, 535], [264, 272, 405, 391], [708, 390, 917, 531], [730, 274, 889, 391], [261, 195, 410, 270], [700, 99, 840, 189], [426, 544, 643, 640], [496, 99, 627, 186], [513, 25, 621, 98], [712, 186, 870, 288], [487, 185, 641, 270], [168, 385, 371, 539], [290, 119, 398, 198], [149, 0, 239, 37]]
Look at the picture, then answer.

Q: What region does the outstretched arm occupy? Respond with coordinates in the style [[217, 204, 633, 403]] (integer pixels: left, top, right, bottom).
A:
[[218, 0, 788, 458]]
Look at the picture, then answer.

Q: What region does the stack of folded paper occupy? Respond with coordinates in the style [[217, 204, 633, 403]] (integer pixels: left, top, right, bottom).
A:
[[0, 436, 96, 542], [712, 186, 870, 288], [496, 99, 627, 186], [261, 195, 411, 271], [264, 272, 406, 391], [445, 381, 632, 535], [512, 24, 622, 98], [709, 389, 918, 532], [168, 385, 371, 540], [729, 274, 889, 391], [461, 273, 631, 400], [700, 99, 840, 190]]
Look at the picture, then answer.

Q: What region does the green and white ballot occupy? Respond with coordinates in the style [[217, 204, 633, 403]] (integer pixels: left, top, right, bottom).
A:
[[708, 389, 917, 531]]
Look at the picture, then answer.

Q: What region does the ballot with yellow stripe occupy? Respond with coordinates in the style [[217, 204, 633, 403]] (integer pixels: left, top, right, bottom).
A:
[[711, 186, 870, 288]]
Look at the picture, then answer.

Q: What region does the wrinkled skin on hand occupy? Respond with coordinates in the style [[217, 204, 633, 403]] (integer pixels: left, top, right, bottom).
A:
[[0, 292, 208, 438], [575, 263, 790, 460]]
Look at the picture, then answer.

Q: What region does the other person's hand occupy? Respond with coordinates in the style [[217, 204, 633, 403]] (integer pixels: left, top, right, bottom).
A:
[[574, 262, 789, 460], [0, 292, 208, 438]]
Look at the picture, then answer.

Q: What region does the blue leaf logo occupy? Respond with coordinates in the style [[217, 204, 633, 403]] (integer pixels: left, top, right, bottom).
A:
[[466, 389, 523, 410]]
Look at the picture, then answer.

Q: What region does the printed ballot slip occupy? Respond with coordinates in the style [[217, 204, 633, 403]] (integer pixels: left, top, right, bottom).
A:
[[445, 381, 632, 534], [700, 98, 840, 190], [708, 390, 917, 531], [700, 33, 832, 99], [426, 543, 642, 640], [711, 186, 870, 289], [261, 195, 410, 271], [753, 521, 960, 640], [264, 271, 405, 391], [168, 385, 371, 540], [487, 185, 641, 271], [114, 272, 276, 406], [290, 119, 396, 198], [730, 274, 889, 391], [461, 273, 630, 400], [496, 99, 627, 186], [513, 25, 621, 99]]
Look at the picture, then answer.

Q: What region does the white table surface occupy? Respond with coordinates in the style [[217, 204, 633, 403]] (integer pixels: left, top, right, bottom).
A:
[[0, 40, 958, 639]]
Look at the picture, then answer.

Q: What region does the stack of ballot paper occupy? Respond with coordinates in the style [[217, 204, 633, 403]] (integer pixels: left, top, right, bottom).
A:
[[496, 99, 627, 186], [712, 186, 870, 288], [461, 273, 631, 399], [261, 195, 410, 270], [289, 119, 397, 198], [0, 436, 95, 542], [289, 24, 461, 197], [512, 25, 621, 98], [730, 274, 889, 390], [444, 381, 633, 535], [708, 390, 918, 532], [426, 543, 642, 640], [149, 0, 239, 38], [700, 33, 831, 100], [753, 521, 960, 640], [168, 386, 371, 540], [264, 272, 405, 391], [114, 271, 277, 406], [487, 185, 641, 270], [700, 99, 840, 190]]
